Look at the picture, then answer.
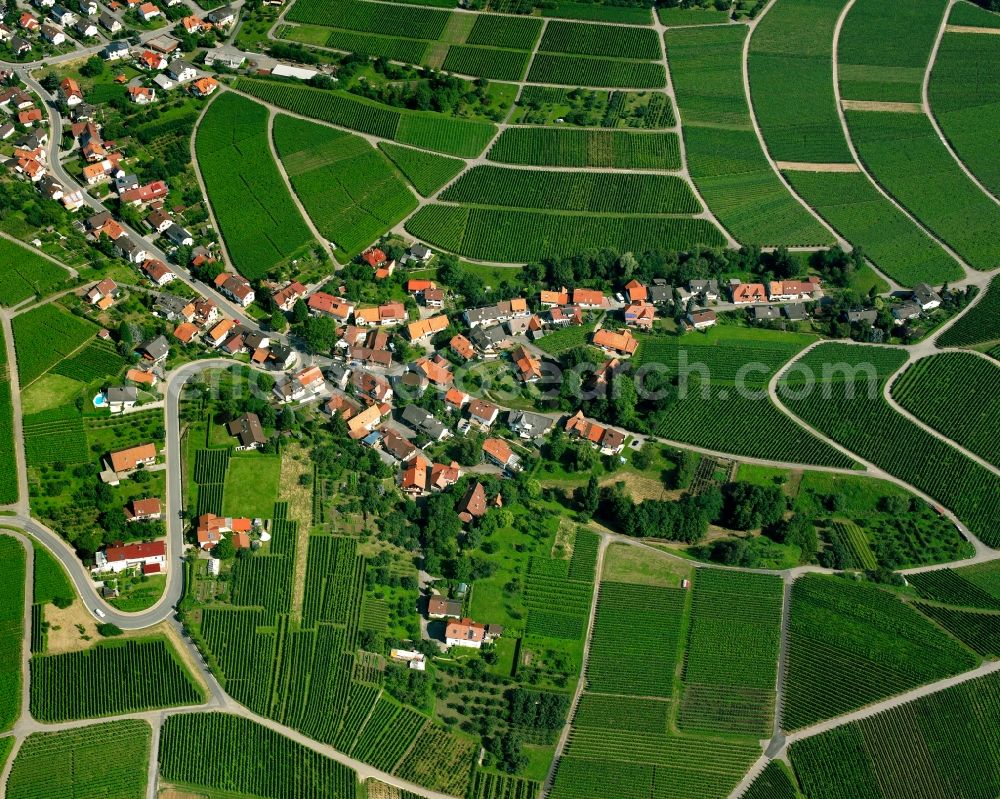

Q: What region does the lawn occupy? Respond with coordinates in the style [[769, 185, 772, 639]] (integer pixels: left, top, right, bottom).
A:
[[222, 453, 281, 518], [21, 373, 86, 415], [600, 542, 692, 587]]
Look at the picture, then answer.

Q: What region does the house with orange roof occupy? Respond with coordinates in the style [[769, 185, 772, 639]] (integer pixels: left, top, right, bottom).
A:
[[511, 345, 542, 383], [444, 387, 469, 412], [346, 402, 385, 439], [205, 318, 236, 347], [18, 109, 42, 125], [361, 247, 387, 268], [59, 78, 84, 107], [540, 288, 569, 307], [564, 410, 626, 455], [483, 438, 520, 471], [624, 303, 655, 330], [686, 310, 717, 331], [126, 368, 157, 386], [271, 281, 306, 311], [593, 328, 638, 357], [124, 498, 161, 522], [406, 279, 436, 294], [128, 85, 156, 105], [173, 322, 198, 343], [138, 49, 167, 69], [625, 279, 647, 303], [450, 334, 475, 360], [407, 314, 448, 342], [181, 14, 204, 31], [195, 513, 252, 549], [190, 76, 218, 97], [731, 282, 768, 305], [137, 1, 160, 21], [141, 258, 174, 285], [415, 354, 452, 387], [307, 291, 353, 320], [98, 218, 126, 240], [106, 442, 157, 474], [768, 278, 821, 302], [572, 288, 606, 308]]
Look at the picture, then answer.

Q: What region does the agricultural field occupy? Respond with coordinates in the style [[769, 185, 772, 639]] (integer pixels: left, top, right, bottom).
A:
[[6, 720, 151, 799], [949, 1, 1000, 27], [442, 45, 531, 82], [789, 671, 1000, 799], [286, 0, 450, 38], [540, 1, 652, 24], [22, 406, 88, 467], [471, 772, 540, 799], [540, 21, 660, 59], [50, 340, 125, 384], [378, 143, 464, 196], [524, 551, 594, 641], [659, 4, 732, 26], [159, 713, 359, 798], [741, 762, 801, 799], [930, 29, 1000, 198], [908, 568, 1000, 610], [31, 540, 74, 607], [748, 0, 853, 164], [937, 274, 1000, 348], [0, 327, 16, 504], [30, 637, 205, 721], [195, 93, 316, 279], [837, 0, 947, 103], [914, 604, 1000, 656], [11, 304, 96, 385], [488, 127, 681, 169], [892, 352, 1000, 469], [234, 77, 496, 157], [783, 170, 964, 286], [405, 204, 725, 261], [440, 166, 700, 214], [222, 453, 280, 518], [512, 86, 675, 128], [845, 109, 1000, 271], [666, 25, 833, 246], [0, 535, 24, 732], [528, 54, 665, 89], [535, 323, 596, 356], [273, 115, 417, 259], [0, 238, 71, 307], [778, 343, 1000, 546], [632, 329, 855, 467], [679, 569, 783, 737], [782, 574, 977, 729]]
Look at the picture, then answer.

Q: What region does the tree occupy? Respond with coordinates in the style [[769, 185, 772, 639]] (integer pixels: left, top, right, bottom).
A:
[[97, 623, 123, 637], [269, 309, 286, 333], [576, 475, 600, 517], [300, 316, 336, 354], [279, 406, 296, 431], [722, 482, 786, 530], [80, 56, 104, 77], [213, 538, 235, 560]]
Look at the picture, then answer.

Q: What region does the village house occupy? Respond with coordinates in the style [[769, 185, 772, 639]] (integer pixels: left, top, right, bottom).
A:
[[272, 281, 306, 312], [467, 398, 499, 429], [445, 618, 487, 649], [444, 388, 469, 413], [195, 513, 251, 549], [91, 540, 166, 574], [428, 595, 463, 619], [355, 301, 406, 327], [142, 258, 175, 285], [401, 405, 451, 442], [190, 76, 218, 97], [511, 345, 542, 383], [59, 77, 83, 107], [106, 385, 137, 413], [732, 282, 768, 305], [274, 365, 325, 403], [624, 279, 647, 303], [377, 428, 417, 463], [40, 23, 66, 44], [227, 412, 266, 450], [470, 324, 512, 356], [457, 481, 488, 523], [450, 334, 475, 361], [767, 278, 821, 303], [137, 1, 160, 21], [624, 302, 655, 330], [686, 309, 717, 331], [173, 322, 198, 344], [126, 368, 156, 387], [73, 18, 97, 36], [124, 497, 161, 522], [351, 370, 393, 404], [86, 277, 119, 307], [565, 410, 626, 455], [407, 314, 448, 342], [593, 328, 638, 357], [128, 85, 156, 105], [307, 291, 353, 321], [892, 301, 922, 325], [138, 49, 167, 70], [390, 649, 426, 671], [207, 4, 236, 25], [345, 402, 387, 440], [508, 410, 554, 440], [483, 438, 520, 471], [214, 272, 255, 306], [540, 288, 569, 307], [140, 335, 169, 363], [205, 318, 236, 347], [104, 442, 157, 479], [414, 354, 452, 388], [464, 298, 529, 328], [912, 283, 942, 311]]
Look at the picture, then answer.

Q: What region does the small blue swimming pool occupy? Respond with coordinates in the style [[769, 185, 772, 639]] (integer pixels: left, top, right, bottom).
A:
[[93, 393, 107, 408]]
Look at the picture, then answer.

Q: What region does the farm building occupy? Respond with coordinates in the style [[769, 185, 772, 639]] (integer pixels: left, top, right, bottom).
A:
[[91, 540, 166, 574]]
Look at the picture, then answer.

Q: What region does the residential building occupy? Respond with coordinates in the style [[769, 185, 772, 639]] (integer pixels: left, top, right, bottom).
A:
[[572, 288, 606, 309], [91, 540, 165, 574], [624, 303, 655, 330], [767, 278, 820, 302], [464, 298, 529, 328], [892, 301, 922, 325], [307, 291, 353, 320], [227, 412, 266, 450], [106, 385, 138, 412], [508, 410, 553, 440], [913, 283, 942, 311], [457, 482, 487, 523], [483, 438, 520, 471], [593, 328, 638, 357], [428, 596, 463, 619], [511, 345, 542, 383], [446, 618, 486, 649], [106, 442, 157, 474], [124, 497, 161, 522], [141, 258, 175, 285], [407, 314, 448, 342], [686, 309, 717, 331], [214, 272, 254, 306], [468, 398, 499, 428], [732, 282, 768, 305], [128, 86, 156, 105]]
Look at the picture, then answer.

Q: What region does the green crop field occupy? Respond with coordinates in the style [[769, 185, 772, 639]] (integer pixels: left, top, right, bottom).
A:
[[907, 568, 1000, 610], [524, 553, 594, 640], [783, 170, 963, 286], [542, 1, 652, 24], [950, 2, 1000, 27], [50, 340, 125, 384], [658, 4, 731, 26], [32, 541, 74, 607], [30, 637, 205, 721], [778, 343, 1000, 546], [838, 0, 948, 103], [0, 238, 71, 308], [0, 536, 24, 732], [666, 25, 832, 246], [782, 574, 977, 729], [196, 93, 316, 279], [0, 326, 15, 503], [471, 772, 540, 799], [442, 45, 530, 81], [12, 304, 96, 385], [160, 713, 358, 798], [467, 13, 542, 49], [234, 78, 496, 157], [748, 0, 853, 164], [378, 143, 464, 196], [286, 0, 450, 39], [742, 762, 800, 799], [845, 110, 1000, 271], [679, 569, 782, 737], [931, 30, 1000, 198], [22, 406, 88, 467], [540, 20, 660, 59], [405, 204, 725, 261], [789, 671, 1000, 799], [632, 331, 854, 467], [574, 694, 670, 733], [7, 720, 150, 799], [937, 275, 1000, 348], [441, 165, 700, 213], [222, 453, 280, 518], [489, 127, 680, 169], [892, 353, 1000, 469], [535, 323, 595, 356], [528, 54, 666, 89], [915, 604, 1000, 656], [317, 28, 429, 64], [273, 115, 417, 259], [587, 581, 685, 696]]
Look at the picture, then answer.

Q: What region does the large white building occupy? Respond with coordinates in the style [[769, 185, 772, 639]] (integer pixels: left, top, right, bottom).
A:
[[92, 540, 166, 575]]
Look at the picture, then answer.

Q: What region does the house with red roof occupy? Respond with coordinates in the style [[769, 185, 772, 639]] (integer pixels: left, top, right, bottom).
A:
[[92, 539, 166, 573]]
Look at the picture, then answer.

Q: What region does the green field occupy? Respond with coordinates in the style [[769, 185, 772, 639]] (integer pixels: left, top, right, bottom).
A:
[[0, 238, 71, 308], [489, 127, 680, 169], [666, 25, 833, 246], [838, 0, 947, 103], [378, 143, 464, 196], [540, 20, 660, 59], [930, 29, 1000, 199], [783, 170, 963, 286], [789, 671, 1000, 799], [7, 720, 150, 799], [30, 637, 205, 721], [937, 274, 1000, 348], [892, 352, 1000, 469], [748, 0, 853, 164], [234, 77, 497, 157], [440, 165, 700, 213], [196, 93, 316, 279], [779, 343, 1000, 546], [0, 535, 24, 732], [782, 574, 977, 729], [845, 109, 1000, 271], [742, 762, 801, 799], [950, 1, 1000, 27], [0, 326, 16, 503], [31, 540, 74, 607], [528, 54, 666, 89], [12, 304, 96, 386], [273, 115, 417, 259], [405, 204, 725, 261], [160, 713, 358, 798], [659, 4, 731, 26], [222, 453, 281, 518]]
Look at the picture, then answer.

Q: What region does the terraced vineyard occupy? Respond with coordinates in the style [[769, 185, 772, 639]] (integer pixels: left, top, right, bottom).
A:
[[666, 24, 832, 247], [892, 352, 1000, 469], [0, 238, 71, 308], [488, 128, 681, 169], [0, 535, 24, 732], [30, 637, 205, 721], [778, 343, 1000, 546], [789, 671, 1000, 799], [937, 274, 1000, 348], [12, 304, 96, 385], [782, 574, 977, 729], [0, 328, 15, 504], [273, 115, 417, 259], [196, 93, 316, 279], [22, 406, 88, 467], [680, 570, 783, 737], [50, 340, 125, 383], [378, 143, 464, 196]]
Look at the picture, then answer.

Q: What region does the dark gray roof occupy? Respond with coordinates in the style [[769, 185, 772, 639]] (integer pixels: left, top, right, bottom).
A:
[[508, 410, 553, 437], [142, 335, 169, 359], [752, 305, 780, 321], [783, 303, 807, 321], [845, 308, 877, 324], [107, 386, 137, 403]]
